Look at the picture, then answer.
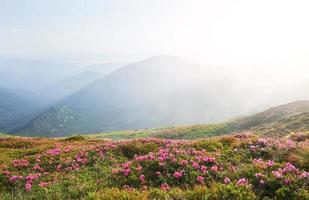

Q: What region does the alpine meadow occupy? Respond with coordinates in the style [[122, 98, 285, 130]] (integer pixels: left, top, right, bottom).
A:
[[0, 1, 308, 199]]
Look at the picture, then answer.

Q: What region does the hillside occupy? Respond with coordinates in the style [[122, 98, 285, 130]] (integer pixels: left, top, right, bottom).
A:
[[38, 71, 102, 102], [0, 87, 41, 132], [13, 56, 258, 136], [248, 112, 309, 137], [228, 100, 309, 136], [88, 100, 309, 140]]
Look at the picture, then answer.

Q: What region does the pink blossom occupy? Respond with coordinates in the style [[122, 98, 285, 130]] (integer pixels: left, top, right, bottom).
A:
[[237, 178, 248, 186], [197, 176, 204, 184], [155, 171, 162, 176], [123, 169, 131, 176], [255, 173, 263, 178], [192, 162, 200, 169], [46, 148, 61, 156], [299, 171, 309, 179], [173, 171, 183, 179], [2, 170, 10, 176], [283, 162, 297, 173], [33, 164, 44, 172], [179, 160, 189, 166], [39, 182, 49, 188], [136, 165, 143, 172], [9, 176, 19, 183], [224, 177, 231, 184], [160, 183, 170, 191], [272, 171, 282, 179], [200, 165, 207, 173], [12, 159, 29, 168], [203, 157, 215, 163], [25, 182, 32, 192], [210, 165, 218, 172], [139, 175, 145, 183], [56, 165, 62, 172], [266, 160, 274, 167], [249, 145, 256, 152], [257, 138, 268, 146], [26, 173, 41, 182], [284, 178, 292, 185]]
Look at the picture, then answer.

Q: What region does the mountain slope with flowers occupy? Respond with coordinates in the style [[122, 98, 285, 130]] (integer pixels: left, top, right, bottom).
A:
[[0, 132, 308, 199]]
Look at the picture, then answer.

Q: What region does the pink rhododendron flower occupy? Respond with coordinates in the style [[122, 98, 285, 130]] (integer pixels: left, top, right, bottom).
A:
[[25, 182, 32, 192], [39, 181, 49, 188], [139, 175, 145, 183], [192, 162, 200, 169], [12, 159, 29, 168], [2, 170, 10, 176], [179, 160, 189, 166], [155, 171, 161, 176], [255, 173, 263, 178], [266, 160, 274, 167], [272, 171, 283, 179], [210, 165, 218, 172], [9, 176, 19, 183], [237, 178, 248, 186], [299, 171, 309, 179], [123, 169, 131, 176], [136, 165, 143, 172], [203, 156, 215, 163], [173, 171, 183, 179], [224, 177, 231, 184], [284, 178, 292, 185], [197, 176, 204, 184], [200, 165, 207, 173], [283, 162, 297, 173], [160, 183, 170, 191], [33, 164, 44, 172], [46, 148, 61, 156]]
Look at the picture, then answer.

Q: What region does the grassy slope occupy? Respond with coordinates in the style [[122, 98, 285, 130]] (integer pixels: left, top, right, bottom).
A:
[[87, 123, 230, 140], [89, 101, 309, 140]]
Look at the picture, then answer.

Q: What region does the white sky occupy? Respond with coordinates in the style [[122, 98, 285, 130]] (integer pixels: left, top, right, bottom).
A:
[[0, 0, 309, 66]]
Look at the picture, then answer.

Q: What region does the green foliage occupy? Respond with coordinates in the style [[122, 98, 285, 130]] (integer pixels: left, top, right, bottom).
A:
[[117, 141, 159, 159], [205, 183, 257, 200], [63, 135, 86, 141]]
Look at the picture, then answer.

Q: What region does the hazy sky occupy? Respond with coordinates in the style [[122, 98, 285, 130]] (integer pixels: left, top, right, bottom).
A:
[[0, 0, 309, 65]]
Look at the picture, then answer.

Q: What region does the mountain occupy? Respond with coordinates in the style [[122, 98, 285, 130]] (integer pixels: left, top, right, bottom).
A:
[[12, 56, 309, 137], [81, 62, 125, 76], [0, 57, 81, 91], [0, 87, 41, 132], [38, 71, 103, 102], [14, 56, 250, 136]]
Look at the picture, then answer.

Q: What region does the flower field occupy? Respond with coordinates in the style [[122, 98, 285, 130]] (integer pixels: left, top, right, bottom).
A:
[[0, 133, 308, 199]]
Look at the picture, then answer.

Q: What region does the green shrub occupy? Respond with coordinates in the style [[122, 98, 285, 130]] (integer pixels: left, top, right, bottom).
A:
[[63, 135, 86, 141], [117, 141, 159, 159], [205, 183, 257, 200]]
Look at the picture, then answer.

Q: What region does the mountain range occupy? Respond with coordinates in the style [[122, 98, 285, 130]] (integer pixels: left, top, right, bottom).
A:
[[0, 87, 41, 132], [0, 55, 308, 137]]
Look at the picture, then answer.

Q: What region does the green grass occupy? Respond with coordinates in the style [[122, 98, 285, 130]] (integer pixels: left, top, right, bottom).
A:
[[88, 123, 231, 140]]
